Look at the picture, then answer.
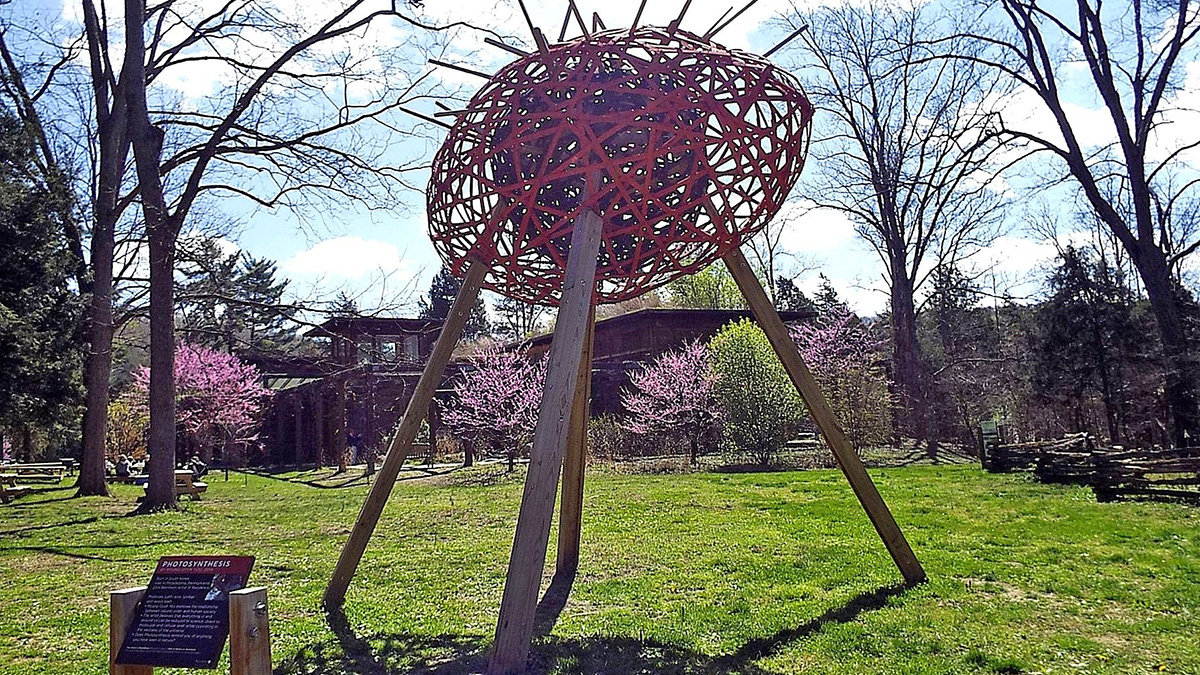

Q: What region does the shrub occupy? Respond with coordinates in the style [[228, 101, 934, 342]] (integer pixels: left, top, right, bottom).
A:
[[441, 342, 545, 470], [105, 397, 147, 461], [621, 340, 721, 464], [790, 308, 894, 447], [709, 319, 803, 466]]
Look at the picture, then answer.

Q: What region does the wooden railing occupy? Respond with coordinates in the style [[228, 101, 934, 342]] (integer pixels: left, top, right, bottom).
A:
[[984, 435, 1200, 504]]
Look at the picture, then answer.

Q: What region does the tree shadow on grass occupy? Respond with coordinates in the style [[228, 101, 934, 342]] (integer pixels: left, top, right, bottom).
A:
[[280, 583, 913, 675]]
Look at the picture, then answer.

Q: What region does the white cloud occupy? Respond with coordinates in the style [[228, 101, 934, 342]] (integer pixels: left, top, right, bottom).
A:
[[282, 236, 413, 282], [775, 201, 859, 254]]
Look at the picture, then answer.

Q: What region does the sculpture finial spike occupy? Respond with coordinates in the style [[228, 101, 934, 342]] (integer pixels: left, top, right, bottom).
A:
[[629, 0, 649, 36]]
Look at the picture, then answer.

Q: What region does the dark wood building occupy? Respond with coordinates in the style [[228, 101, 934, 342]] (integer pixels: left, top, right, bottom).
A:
[[251, 308, 809, 465], [251, 317, 444, 466], [520, 308, 811, 415]]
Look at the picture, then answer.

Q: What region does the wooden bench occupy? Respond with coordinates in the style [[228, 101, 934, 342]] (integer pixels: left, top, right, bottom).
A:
[[0, 474, 31, 504], [142, 470, 208, 500], [108, 473, 148, 485], [0, 463, 66, 482]]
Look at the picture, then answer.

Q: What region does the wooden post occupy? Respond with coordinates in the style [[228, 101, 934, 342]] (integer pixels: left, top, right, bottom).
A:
[[324, 258, 488, 608], [110, 587, 151, 675], [229, 587, 271, 675], [294, 395, 305, 465], [488, 210, 604, 675], [314, 389, 325, 468], [556, 306, 595, 575], [722, 247, 927, 585]]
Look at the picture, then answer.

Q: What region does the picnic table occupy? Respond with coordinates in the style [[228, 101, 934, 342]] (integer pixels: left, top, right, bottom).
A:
[[142, 470, 208, 500], [0, 473, 31, 504], [0, 463, 66, 482]]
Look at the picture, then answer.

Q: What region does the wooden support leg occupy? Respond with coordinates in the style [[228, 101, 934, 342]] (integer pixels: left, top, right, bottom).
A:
[[488, 211, 604, 675], [110, 587, 151, 675], [229, 587, 271, 675], [722, 247, 927, 585], [324, 259, 488, 608], [557, 306, 596, 575]]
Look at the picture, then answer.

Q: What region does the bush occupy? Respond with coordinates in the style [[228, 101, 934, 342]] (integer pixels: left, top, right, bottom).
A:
[[709, 319, 803, 466], [105, 397, 147, 461], [790, 308, 894, 447], [590, 413, 666, 461], [621, 340, 721, 464]]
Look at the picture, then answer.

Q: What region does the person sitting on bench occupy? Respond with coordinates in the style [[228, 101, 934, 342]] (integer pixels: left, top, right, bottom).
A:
[[115, 455, 131, 479], [187, 454, 208, 481]]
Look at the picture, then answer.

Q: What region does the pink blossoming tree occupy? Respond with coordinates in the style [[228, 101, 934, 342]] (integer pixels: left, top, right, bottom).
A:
[[621, 340, 721, 465], [441, 342, 545, 470], [790, 309, 893, 447], [129, 342, 272, 464]]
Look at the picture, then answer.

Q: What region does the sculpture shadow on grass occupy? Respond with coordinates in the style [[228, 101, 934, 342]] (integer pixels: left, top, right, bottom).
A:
[[277, 583, 911, 675]]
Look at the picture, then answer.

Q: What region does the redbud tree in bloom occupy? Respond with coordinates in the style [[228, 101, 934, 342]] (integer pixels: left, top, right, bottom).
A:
[[441, 342, 545, 469], [129, 342, 272, 462], [621, 340, 721, 465], [790, 308, 893, 447]]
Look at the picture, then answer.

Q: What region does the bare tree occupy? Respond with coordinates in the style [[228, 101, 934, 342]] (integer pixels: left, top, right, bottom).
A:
[[107, 0, 492, 507], [745, 204, 819, 305], [780, 0, 1010, 439], [940, 0, 1200, 444]]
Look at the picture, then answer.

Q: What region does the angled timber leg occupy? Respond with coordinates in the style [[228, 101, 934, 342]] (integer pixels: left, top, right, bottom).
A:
[[722, 247, 927, 585], [488, 210, 604, 675], [324, 258, 489, 608]]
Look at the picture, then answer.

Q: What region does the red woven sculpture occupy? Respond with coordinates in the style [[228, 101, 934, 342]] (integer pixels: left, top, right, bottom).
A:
[[427, 26, 814, 306]]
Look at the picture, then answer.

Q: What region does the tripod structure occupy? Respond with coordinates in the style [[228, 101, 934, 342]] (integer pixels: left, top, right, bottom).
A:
[[324, 15, 926, 675]]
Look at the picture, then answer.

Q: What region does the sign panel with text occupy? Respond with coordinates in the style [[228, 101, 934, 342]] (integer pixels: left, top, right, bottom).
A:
[[116, 555, 254, 668]]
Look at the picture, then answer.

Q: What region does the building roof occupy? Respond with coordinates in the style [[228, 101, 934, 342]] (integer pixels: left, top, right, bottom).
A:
[[313, 316, 444, 337], [519, 307, 811, 347], [515, 306, 814, 363]]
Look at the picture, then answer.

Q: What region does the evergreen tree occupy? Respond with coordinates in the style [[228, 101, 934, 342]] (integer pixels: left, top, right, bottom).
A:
[[328, 292, 360, 318], [230, 255, 297, 352], [176, 236, 238, 350], [419, 264, 489, 339], [774, 276, 816, 313], [176, 238, 297, 354], [812, 274, 848, 316], [0, 112, 82, 456], [1034, 247, 1142, 444]]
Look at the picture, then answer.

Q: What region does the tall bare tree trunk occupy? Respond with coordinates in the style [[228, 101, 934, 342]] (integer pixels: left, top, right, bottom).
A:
[[1136, 250, 1200, 447], [78, 232, 115, 495], [77, 0, 135, 497], [125, 0, 178, 508], [890, 263, 927, 440]]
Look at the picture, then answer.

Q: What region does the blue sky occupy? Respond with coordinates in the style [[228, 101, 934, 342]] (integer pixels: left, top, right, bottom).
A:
[[16, 0, 1200, 317]]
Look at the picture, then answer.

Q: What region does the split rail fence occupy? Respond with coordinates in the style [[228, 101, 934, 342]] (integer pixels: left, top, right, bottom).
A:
[[983, 433, 1200, 504]]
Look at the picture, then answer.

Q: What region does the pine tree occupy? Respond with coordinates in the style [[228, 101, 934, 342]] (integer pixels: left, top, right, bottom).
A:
[[419, 264, 489, 339], [231, 255, 296, 352], [774, 276, 816, 313], [176, 239, 297, 354], [811, 274, 848, 316], [1034, 247, 1142, 444], [329, 292, 360, 318], [0, 112, 83, 455]]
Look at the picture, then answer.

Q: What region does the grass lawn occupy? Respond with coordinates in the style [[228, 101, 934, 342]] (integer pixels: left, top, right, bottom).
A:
[[1, 464, 1197, 675]]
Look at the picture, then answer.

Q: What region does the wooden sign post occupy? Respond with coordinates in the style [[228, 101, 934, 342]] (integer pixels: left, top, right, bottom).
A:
[[110, 578, 270, 675]]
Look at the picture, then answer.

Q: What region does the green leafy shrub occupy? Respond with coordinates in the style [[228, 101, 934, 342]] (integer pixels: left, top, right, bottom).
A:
[[709, 319, 802, 466]]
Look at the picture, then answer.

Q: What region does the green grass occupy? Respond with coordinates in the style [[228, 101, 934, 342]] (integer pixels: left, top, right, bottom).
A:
[[1, 464, 1198, 675]]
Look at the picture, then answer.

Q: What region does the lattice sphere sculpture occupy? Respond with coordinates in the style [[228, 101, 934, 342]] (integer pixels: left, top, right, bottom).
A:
[[427, 26, 814, 306]]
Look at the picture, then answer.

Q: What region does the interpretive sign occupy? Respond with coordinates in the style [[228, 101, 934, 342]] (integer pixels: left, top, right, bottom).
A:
[[115, 555, 254, 668]]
